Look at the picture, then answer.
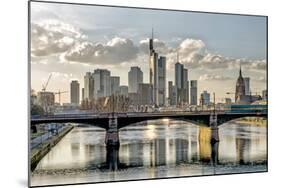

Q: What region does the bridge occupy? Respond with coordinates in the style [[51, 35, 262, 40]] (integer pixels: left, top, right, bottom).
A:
[[31, 111, 267, 148], [31, 111, 266, 128]]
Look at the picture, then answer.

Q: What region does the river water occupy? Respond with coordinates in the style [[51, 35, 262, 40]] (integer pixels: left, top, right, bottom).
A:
[[31, 119, 267, 187]]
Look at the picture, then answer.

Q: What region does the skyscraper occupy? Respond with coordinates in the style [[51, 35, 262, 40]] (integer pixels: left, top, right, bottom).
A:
[[262, 89, 267, 100], [70, 80, 80, 105], [149, 29, 159, 106], [84, 72, 94, 100], [183, 68, 189, 104], [138, 83, 153, 105], [93, 69, 111, 99], [110, 76, 120, 95], [235, 65, 246, 103], [158, 56, 166, 106], [190, 80, 198, 105], [128, 66, 143, 93], [174, 54, 189, 105], [175, 62, 184, 89], [81, 88, 84, 100], [244, 77, 250, 95], [168, 81, 173, 105]]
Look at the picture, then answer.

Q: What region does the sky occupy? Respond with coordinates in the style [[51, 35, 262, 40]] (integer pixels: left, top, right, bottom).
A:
[[30, 1, 267, 104]]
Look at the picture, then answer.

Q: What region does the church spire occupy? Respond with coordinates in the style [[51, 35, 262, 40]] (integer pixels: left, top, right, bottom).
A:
[[152, 27, 154, 40], [239, 63, 242, 77]]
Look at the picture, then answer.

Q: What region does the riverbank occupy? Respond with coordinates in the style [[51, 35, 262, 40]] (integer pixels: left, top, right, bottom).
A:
[[31, 125, 74, 171]]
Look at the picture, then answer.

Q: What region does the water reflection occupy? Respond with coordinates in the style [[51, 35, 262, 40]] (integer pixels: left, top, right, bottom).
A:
[[32, 119, 267, 186]]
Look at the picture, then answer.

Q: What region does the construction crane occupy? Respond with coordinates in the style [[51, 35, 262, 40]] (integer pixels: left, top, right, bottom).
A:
[[54, 90, 68, 105], [42, 73, 52, 92]]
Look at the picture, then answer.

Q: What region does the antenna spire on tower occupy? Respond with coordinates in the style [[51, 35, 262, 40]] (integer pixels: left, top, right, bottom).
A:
[[152, 27, 154, 40], [177, 51, 179, 62]]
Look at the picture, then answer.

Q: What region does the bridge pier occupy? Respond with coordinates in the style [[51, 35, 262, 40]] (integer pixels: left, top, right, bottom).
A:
[[210, 113, 220, 143], [105, 115, 120, 149], [104, 114, 120, 171]]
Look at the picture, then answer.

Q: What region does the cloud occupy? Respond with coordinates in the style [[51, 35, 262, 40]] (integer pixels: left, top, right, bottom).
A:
[[139, 38, 170, 54], [199, 74, 232, 81], [64, 37, 139, 65], [31, 19, 86, 57], [31, 19, 266, 72], [254, 76, 267, 82]]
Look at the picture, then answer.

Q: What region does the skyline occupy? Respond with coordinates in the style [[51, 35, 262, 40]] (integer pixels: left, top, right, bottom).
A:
[[30, 2, 267, 104]]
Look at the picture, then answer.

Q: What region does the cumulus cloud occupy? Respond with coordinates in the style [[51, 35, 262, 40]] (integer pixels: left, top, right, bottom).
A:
[[64, 37, 139, 64], [254, 76, 267, 82], [31, 19, 86, 57], [31, 19, 266, 72], [199, 74, 232, 81], [139, 38, 170, 54]]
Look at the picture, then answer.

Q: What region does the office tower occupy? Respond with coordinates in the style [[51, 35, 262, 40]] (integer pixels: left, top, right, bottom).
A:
[[175, 56, 189, 105], [128, 66, 143, 93], [175, 62, 184, 89], [171, 85, 178, 106], [262, 89, 267, 100], [138, 83, 153, 105], [119, 85, 129, 97], [158, 56, 166, 106], [110, 76, 120, 95], [70, 80, 80, 104], [93, 69, 111, 99], [168, 81, 173, 105], [190, 80, 198, 105], [244, 77, 250, 95], [185, 81, 189, 104], [81, 88, 84, 100], [235, 65, 246, 103], [183, 68, 189, 104], [149, 29, 159, 106], [84, 72, 94, 100], [200, 90, 210, 105]]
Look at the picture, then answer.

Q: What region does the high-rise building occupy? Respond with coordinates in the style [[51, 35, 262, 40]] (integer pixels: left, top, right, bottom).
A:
[[200, 90, 210, 105], [93, 69, 111, 99], [138, 83, 153, 105], [235, 65, 246, 103], [183, 68, 189, 104], [119, 85, 128, 97], [168, 81, 173, 105], [244, 77, 250, 95], [262, 89, 267, 100], [171, 85, 178, 106], [128, 66, 143, 93], [81, 88, 84, 100], [175, 62, 184, 89], [158, 56, 166, 106], [190, 80, 198, 105], [110, 76, 120, 95], [84, 72, 94, 100], [149, 32, 159, 106], [174, 56, 189, 105], [70, 80, 80, 104]]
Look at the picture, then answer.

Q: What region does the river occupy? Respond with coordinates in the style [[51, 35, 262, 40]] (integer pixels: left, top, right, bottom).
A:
[[31, 119, 267, 187]]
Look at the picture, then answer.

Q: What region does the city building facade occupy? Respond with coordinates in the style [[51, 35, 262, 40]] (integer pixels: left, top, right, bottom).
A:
[[128, 66, 143, 93], [70, 80, 80, 105], [190, 80, 198, 105]]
